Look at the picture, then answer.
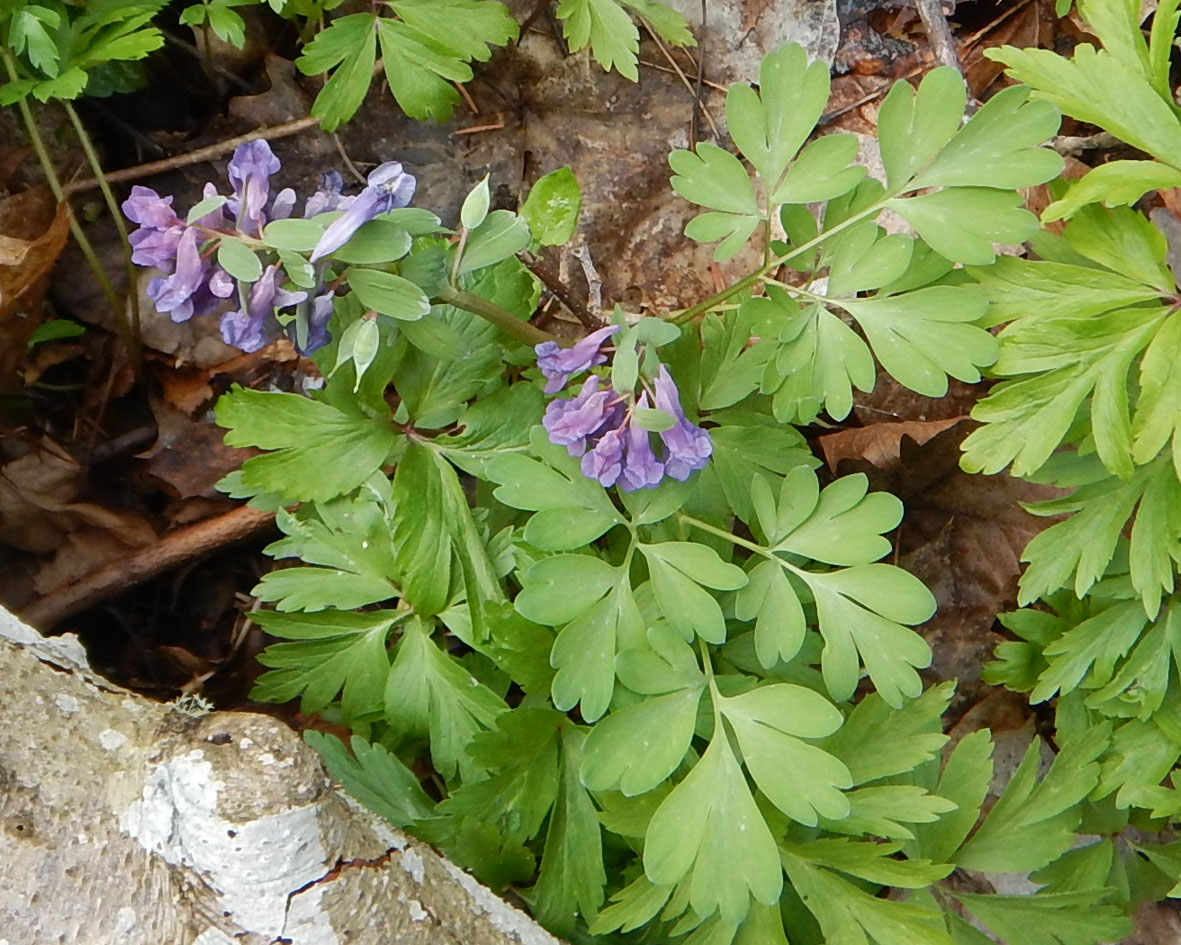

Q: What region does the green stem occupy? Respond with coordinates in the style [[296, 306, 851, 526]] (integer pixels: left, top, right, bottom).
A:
[[0, 48, 137, 373], [668, 198, 890, 325], [61, 98, 143, 376], [677, 513, 767, 557], [437, 285, 557, 346]]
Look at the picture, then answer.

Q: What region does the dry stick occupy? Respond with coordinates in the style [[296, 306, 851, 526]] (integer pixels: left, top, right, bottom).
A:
[[914, 0, 963, 73], [62, 116, 322, 195], [19, 505, 278, 631], [639, 59, 728, 93], [523, 253, 603, 329], [639, 18, 721, 142]]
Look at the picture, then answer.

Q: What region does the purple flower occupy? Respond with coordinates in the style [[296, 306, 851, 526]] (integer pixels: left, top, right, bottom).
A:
[[304, 171, 354, 218], [582, 426, 626, 488], [129, 224, 185, 270], [146, 228, 209, 322], [227, 140, 281, 237], [542, 376, 619, 456], [619, 395, 666, 491], [654, 366, 712, 480], [220, 264, 307, 353], [310, 161, 416, 262], [300, 292, 336, 355], [122, 186, 178, 229], [535, 325, 620, 395]]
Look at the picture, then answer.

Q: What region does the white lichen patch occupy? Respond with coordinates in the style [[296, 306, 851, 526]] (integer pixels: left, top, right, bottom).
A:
[[113, 906, 137, 933], [120, 748, 335, 940], [99, 729, 128, 750], [406, 899, 427, 922], [441, 861, 564, 945], [54, 693, 79, 714], [400, 847, 425, 884], [284, 880, 340, 945]]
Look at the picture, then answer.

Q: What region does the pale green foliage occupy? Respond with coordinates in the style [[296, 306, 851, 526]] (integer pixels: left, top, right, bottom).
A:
[[669, 44, 1062, 424]]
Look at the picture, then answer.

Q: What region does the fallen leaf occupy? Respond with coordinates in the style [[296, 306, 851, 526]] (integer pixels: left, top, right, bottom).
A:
[[819, 417, 963, 470], [825, 420, 1064, 709], [141, 395, 256, 499]]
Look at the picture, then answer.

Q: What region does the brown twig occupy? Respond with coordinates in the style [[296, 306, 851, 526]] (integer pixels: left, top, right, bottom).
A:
[[62, 117, 322, 195], [523, 253, 603, 329], [453, 121, 506, 135], [19, 505, 277, 630], [914, 0, 963, 74], [638, 59, 727, 93], [639, 18, 720, 142]]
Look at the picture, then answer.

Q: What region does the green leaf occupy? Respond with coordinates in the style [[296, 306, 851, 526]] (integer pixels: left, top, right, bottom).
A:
[[438, 707, 562, 841], [719, 683, 852, 825], [306, 732, 435, 826], [724, 43, 830, 190], [331, 218, 416, 264], [1029, 600, 1151, 704], [256, 494, 399, 612], [876, 66, 966, 190], [298, 13, 378, 131], [460, 173, 491, 230], [907, 84, 1063, 191], [348, 268, 431, 320], [251, 609, 397, 719], [734, 559, 807, 667], [581, 687, 704, 795], [670, 144, 761, 261], [955, 724, 1109, 872], [782, 837, 952, 888], [533, 726, 607, 935], [820, 785, 957, 841], [1132, 308, 1181, 467], [26, 319, 84, 347], [835, 285, 995, 396], [759, 292, 876, 424], [822, 682, 952, 784], [263, 217, 330, 252], [953, 891, 1132, 945], [640, 541, 748, 644], [707, 414, 816, 524], [1018, 455, 1181, 610], [910, 729, 993, 862], [557, 0, 640, 80], [771, 133, 866, 204], [1044, 160, 1181, 221], [390, 0, 518, 62], [643, 727, 783, 926], [488, 427, 622, 550], [520, 167, 582, 246], [458, 210, 531, 274], [383, 617, 506, 780], [990, 42, 1181, 172], [1065, 203, 1173, 291], [780, 847, 955, 945], [393, 442, 505, 627], [886, 188, 1039, 265], [375, 18, 466, 122], [961, 305, 1167, 478], [216, 236, 263, 283], [699, 305, 775, 411], [826, 225, 914, 297], [216, 386, 398, 502]]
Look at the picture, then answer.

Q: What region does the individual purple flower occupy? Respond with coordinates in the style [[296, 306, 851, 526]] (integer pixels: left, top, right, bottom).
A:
[[303, 171, 355, 218], [542, 376, 619, 456], [219, 264, 307, 353], [310, 162, 416, 263], [227, 140, 281, 237], [122, 185, 179, 229], [654, 365, 712, 481], [581, 426, 626, 488], [619, 395, 666, 491], [129, 224, 185, 270], [146, 228, 209, 322], [300, 292, 336, 355], [535, 325, 620, 395]]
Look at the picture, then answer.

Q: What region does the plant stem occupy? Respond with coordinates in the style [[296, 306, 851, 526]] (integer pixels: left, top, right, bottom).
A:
[[0, 48, 139, 375], [61, 99, 143, 375], [677, 513, 767, 557], [437, 286, 557, 346], [668, 199, 889, 325]]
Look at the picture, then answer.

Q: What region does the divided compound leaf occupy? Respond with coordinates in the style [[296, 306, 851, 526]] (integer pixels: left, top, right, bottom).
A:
[[250, 608, 400, 720], [216, 385, 399, 502], [383, 616, 507, 781], [306, 732, 436, 827], [639, 541, 748, 644]]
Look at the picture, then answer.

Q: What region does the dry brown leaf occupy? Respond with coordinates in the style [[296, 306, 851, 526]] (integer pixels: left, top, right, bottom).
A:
[[819, 417, 963, 470], [826, 421, 1063, 709], [0, 188, 69, 318], [141, 396, 256, 499]]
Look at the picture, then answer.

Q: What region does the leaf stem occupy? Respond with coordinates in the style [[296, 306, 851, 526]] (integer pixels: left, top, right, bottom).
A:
[[668, 198, 889, 325], [0, 48, 140, 376], [60, 98, 143, 375], [436, 285, 557, 346], [677, 513, 766, 557]]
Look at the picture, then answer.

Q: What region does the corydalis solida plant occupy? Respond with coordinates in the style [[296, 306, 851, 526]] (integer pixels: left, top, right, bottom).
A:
[[123, 139, 416, 353]]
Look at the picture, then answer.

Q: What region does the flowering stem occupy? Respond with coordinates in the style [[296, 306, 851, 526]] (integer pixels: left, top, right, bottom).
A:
[[437, 286, 557, 346], [61, 98, 143, 374], [0, 48, 139, 376]]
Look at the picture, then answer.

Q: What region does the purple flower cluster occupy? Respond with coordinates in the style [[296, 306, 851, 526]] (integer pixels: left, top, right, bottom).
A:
[[539, 329, 711, 491], [122, 140, 416, 356]]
